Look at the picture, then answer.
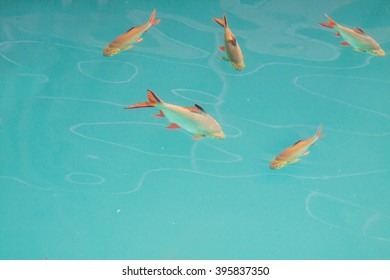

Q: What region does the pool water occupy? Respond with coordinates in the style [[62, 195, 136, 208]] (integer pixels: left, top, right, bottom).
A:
[[1, 0, 390, 260]]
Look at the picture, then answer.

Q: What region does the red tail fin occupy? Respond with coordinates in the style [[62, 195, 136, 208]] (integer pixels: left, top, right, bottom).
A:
[[125, 89, 162, 109], [320, 13, 336, 28], [223, 13, 228, 27], [149, 9, 160, 26], [213, 13, 228, 28], [213, 17, 224, 27]]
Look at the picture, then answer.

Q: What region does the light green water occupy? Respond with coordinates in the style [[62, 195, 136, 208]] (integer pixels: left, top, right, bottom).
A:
[[1, 0, 390, 259]]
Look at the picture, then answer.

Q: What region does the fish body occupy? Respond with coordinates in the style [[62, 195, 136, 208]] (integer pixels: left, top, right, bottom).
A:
[[320, 14, 385, 56], [126, 90, 225, 140], [213, 13, 245, 70], [103, 9, 160, 56], [270, 125, 323, 169]]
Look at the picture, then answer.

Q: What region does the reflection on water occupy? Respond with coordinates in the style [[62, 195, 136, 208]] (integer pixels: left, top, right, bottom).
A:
[[306, 192, 390, 242]]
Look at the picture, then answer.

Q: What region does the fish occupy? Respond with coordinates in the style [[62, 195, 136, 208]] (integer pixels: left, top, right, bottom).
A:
[[103, 9, 160, 56], [125, 90, 225, 140], [213, 13, 245, 70], [270, 124, 323, 169], [320, 14, 385, 56]]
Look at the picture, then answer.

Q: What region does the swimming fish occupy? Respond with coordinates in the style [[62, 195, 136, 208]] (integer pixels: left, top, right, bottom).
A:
[[213, 13, 245, 70], [103, 9, 160, 56], [270, 124, 323, 169], [320, 14, 385, 56], [125, 90, 225, 140]]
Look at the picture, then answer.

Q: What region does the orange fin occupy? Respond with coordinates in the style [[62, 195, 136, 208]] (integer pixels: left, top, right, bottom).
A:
[[135, 37, 143, 43], [153, 110, 165, 118], [213, 17, 224, 27], [341, 41, 350, 46], [334, 32, 341, 37], [125, 89, 162, 109], [192, 135, 203, 140], [320, 13, 336, 28], [219, 46, 225, 51], [167, 123, 180, 129], [149, 9, 160, 26]]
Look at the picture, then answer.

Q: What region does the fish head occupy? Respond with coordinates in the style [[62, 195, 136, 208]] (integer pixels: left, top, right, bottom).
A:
[[232, 61, 245, 71], [209, 130, 225, 139], [369, 48, 385, 56], [103, 47, 120, 56], [269, 159, 287, 169]]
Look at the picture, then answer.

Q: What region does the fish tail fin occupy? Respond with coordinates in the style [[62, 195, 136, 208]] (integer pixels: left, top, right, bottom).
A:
[[149, 9, 160, 26], [320, 13, 336, 28], [213, 17, 225, 27], [316, 124, 324, 139], [223, 13, 228, 27], [213, 13, 228, 27], [125, 89, 162, 109]]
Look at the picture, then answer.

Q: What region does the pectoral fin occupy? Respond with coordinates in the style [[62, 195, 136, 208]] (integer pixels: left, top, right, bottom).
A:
[[122, 44, 135, 51], [289, 158, 301, 164], [341, 41, 350, 46], [192, 135, 203, 140], [135, 37, 143, 43], [302, 151, 310, 156], [219, 55, 230, 61]]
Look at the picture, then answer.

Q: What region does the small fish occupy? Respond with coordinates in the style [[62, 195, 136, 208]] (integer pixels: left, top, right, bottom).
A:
[[213, 13, 245, 70], [103, 9, 160, 56], [270, 124, 323, 169], [125, 90, 225, 140], [320, 14, 385, 56]]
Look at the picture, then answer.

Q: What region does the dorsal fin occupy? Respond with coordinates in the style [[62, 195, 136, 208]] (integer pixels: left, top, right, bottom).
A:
[[231, 35, 237, 46], [126, 26, 135, 33], [187, 104, 206, 113], [195, 104, 206, 113], [354, 27, 365, 34], [292, 139, 303, 146]]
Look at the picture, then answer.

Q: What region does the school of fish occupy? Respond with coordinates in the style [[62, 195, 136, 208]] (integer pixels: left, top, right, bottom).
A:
[[102, 9, 385, 170]]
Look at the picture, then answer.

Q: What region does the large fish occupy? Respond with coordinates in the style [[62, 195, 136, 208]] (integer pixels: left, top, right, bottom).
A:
[[126, 90, 225, 140], [103, 9, 160, 56], [320, 14, 385, 56], [270, 125, 323, 169], [213, 13, 245, 70]]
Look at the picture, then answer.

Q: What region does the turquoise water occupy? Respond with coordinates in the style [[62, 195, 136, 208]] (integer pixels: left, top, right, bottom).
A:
[[1, 0, 390, 260]]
